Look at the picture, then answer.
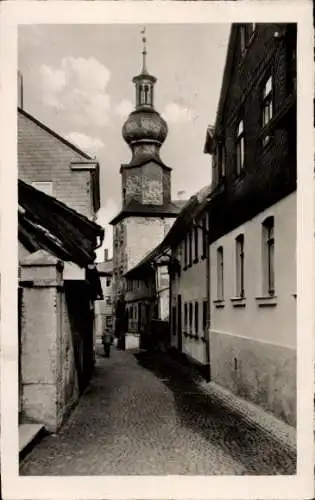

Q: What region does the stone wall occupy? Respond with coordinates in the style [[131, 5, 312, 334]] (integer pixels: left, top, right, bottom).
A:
[[19, 250, 93, 431]]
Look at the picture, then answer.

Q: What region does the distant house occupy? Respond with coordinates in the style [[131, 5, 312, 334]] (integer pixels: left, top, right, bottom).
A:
[[205, 23, 297, 426], [95, 250, 114, 341], [19, 180, 104, 432]]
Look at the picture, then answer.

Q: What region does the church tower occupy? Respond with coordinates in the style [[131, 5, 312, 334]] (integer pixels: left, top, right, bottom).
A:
[[111, 29, 181, 305]]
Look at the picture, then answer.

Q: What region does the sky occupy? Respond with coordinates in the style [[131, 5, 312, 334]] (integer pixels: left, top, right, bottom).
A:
[[18, 23, 230, 260]]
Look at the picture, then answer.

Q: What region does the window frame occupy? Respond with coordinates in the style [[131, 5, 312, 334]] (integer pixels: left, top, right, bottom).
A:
[[189, 302, 193, 333], [217, 246, 224, 300], [217, 142, 226, 181], [194, 301, 199, 337], [236, 119, 245, 175], [261, 74, 274, 147], [262, 216, 275, 296], [184, 302, 188, 330], [235, 234, 245, 298], [194, 226, 199, 263]]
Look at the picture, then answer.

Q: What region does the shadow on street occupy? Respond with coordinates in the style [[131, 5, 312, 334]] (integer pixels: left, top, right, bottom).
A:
[[134, 350, 296, 475]]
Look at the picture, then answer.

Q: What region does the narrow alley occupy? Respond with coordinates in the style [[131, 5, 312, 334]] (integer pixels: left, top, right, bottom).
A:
[[20, 336, 296, 476]]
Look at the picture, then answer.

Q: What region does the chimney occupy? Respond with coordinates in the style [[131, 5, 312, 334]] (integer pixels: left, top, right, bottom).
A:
[[18, 71, 24, 109], [177, 190, 186, 201], [104, 248, 109, 261]]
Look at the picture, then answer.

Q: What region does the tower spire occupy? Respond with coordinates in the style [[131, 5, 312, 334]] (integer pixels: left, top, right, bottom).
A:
[[141, 27, 147, 74]]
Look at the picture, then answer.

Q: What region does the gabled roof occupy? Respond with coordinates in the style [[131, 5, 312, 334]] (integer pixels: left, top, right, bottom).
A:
[[124, 185, 211, 278], [18, 107, 94, 160], [110, 198, 181, 225], [19, 180, 104, 268], [120, 156, 172, 172]]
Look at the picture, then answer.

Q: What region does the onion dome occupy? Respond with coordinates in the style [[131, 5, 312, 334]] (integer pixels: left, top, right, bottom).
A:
[[122, 108, 168, 146], [122, 28, 168, 164]]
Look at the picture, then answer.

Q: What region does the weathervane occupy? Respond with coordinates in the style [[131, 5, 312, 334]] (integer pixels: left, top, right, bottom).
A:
[[140, 27, 147, 73]]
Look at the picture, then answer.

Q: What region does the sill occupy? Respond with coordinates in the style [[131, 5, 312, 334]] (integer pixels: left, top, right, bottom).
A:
[[213, 299, 225, 309], [255, 295, 278, 307], [230, 297, 246, 308]]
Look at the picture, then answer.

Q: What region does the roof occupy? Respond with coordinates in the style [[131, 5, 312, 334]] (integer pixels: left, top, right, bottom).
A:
[[18, 107, 94, 160], [19, 180, 104, 269], [97, 259, 113, 275], [125, 185, 211, 278], [120, 156, 172, 171], [110, 199, 181, 225]]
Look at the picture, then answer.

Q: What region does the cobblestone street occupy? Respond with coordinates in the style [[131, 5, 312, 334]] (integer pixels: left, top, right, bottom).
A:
[[20, 337, 296, 475]]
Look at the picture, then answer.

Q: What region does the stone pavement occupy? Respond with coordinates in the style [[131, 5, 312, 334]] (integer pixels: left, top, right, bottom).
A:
[[20, 339, 296, 475]]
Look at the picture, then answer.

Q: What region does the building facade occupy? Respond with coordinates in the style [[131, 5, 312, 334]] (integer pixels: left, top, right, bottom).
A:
[[205, 23, 297, 426], [95, 250, 114, 341], [18, 106, 104, 431], [110, 39, 182, 315], [18, 107, 101, 221]]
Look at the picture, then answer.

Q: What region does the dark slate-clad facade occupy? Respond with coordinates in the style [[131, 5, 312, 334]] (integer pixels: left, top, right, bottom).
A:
[[205, 23, 296, 242]]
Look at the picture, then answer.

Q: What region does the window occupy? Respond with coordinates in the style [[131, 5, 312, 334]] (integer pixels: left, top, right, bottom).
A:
[[240, 26, 246, 53], [194, 302, 199, 335], [106, 278, 111, 287], [194, 226, 199, 262], [189, 302, 193, 333], [262, 217, 275, 295], [184, 236, 188, 268], [218, 142, 226, 180], [184, 303, 188, 330], [236, 120, 245, 174], [202, 216, 207, 259], [105, 316, 112, 328], [31, 181, 53, 196], [235, 234, 245, 298], [106, 296, 112, 305], [217, 246, 224, 300], [202, 300, 208, 332], [262, 75, 273, 146], [188, 229, 193, 266]]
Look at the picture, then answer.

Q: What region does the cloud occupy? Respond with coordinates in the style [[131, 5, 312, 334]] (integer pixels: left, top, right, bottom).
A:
[[40, 57, 111, 126], [66, 132, 105, 155], [115, 99, 133, 119], [162, 102, 194, 123]]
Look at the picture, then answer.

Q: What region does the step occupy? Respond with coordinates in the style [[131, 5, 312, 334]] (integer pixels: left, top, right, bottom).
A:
[[19, 423, 46, 457]]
